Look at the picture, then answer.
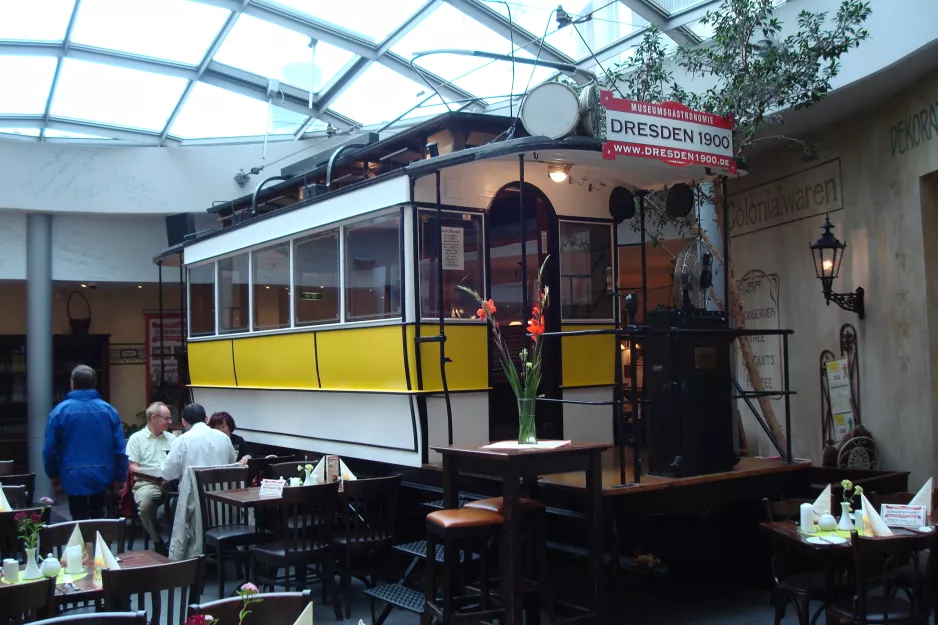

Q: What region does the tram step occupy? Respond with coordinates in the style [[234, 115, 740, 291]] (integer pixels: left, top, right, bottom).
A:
[[363, 583, 425, 614], [394, 540, 479, 563]]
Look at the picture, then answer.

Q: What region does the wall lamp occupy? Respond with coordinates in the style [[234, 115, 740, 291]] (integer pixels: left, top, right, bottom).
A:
[[548, 163, 571, 183], [809, 215, 864, 319]]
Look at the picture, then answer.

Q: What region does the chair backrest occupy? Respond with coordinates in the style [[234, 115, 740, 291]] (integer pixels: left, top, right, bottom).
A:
[[188, 590, 311, 623], [0, 460, 15, 476], [0, 506, 51, 559], [194, 466, 249, 530], [268, 459, 315, 481], [0, 576, 55, 623], [40, 518, 127, 558], [32, 612, 148, 625], [0, 473, 36, 507], [2, 484, 26, 509], [342, 475, 400, 546], [847, 530, 936, 622], [866, 491, 914, 509], [280, 483, 339, 554], [246, 455, 295, 485], [761, 497, 813, 523], [102, 556, 203, 625]]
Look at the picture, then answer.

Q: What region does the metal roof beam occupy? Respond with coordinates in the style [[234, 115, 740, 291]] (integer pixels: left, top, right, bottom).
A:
[[40, 0, 81, 142], [0, 41, 198, 77], [443, 0, 572, 65], [617, 0, 710, 47], [159, 0, 249, 145], [0, 115, 181, 145], [293, 56, 371, 138], [243, 1, 375, 58], [379, 52, 480, 108]]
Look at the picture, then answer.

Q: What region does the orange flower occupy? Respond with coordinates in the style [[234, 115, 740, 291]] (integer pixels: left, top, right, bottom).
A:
[[527, 315, 545, 339], [477, 299, 497, 320], [477, 307, 487, 319]]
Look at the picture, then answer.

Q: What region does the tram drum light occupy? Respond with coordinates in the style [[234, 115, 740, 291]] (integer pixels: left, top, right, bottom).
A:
[[608, 186, 635, 224], [547, 163, 571, 183], [665, 183, 694, 219], [426, 142, 440, 158]]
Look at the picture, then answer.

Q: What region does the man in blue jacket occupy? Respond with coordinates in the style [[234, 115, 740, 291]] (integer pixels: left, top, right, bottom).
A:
[[43, 365, 128, 520]]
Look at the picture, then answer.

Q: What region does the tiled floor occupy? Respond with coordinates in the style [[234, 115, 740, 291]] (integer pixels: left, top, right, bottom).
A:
[[53, 500, 800, 625]]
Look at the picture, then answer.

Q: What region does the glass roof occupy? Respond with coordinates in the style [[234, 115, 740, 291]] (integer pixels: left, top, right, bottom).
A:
[[0, 0, 715, 146]]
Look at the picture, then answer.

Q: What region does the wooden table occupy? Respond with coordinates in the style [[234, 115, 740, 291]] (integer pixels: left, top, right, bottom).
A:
[[433, 442, 611, 625], [5, 550, 169, 606], [759, 520, 926, 551], [202, 486, 285, 509]]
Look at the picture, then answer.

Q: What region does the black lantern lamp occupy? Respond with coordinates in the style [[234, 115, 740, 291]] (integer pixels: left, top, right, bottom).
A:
[[809, 215, 864, 319]]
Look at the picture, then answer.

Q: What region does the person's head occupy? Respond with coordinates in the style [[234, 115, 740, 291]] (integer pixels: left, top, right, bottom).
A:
[[70, 365, 97, 391], [180, 403, 207, 431], [207, 411, 236, 437], [145, 401, 172, 435]]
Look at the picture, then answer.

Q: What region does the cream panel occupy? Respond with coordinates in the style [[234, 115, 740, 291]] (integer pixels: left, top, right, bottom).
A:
[[562, 387, 615, 444], [425, 393, 490, 464]]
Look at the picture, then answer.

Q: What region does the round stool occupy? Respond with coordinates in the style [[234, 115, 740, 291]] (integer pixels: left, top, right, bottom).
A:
[[465, 497, 552, 620], [424, 509, 506, 625]]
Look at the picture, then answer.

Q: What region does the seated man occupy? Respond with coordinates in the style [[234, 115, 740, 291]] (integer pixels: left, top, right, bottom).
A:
[[126, 401, 175, 555], [162, 403, 236, 482]]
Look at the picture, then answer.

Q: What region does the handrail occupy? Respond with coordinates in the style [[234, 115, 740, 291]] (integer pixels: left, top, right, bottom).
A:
[[326, 141, 372, 188], [250, 175, 291, 217]]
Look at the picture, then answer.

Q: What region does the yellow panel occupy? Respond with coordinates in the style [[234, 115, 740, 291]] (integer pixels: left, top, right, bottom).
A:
[[232, 334, 318, 389], [561, 324, 615, 387], [188, 340, 236, 387], [317, 326, 408, 391], [416, 324, 489, 392]]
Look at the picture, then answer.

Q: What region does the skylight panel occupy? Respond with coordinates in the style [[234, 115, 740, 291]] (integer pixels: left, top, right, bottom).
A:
[[331, 62, 451, 126], [268, 0, 430, 42], [169, 82, 306, 139], [0, 57, 58, 115], [50, 58, 188, 132], [0, 0, 75, 42]]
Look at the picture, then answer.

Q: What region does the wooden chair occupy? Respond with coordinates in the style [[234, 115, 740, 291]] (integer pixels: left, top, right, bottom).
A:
[[335, 475, 401, 619], [0, 576, 56, 623], [246, 455, 294, 485], [0, 505, 51, 559], [826, 530, 936, 625], [40, 518, 127, 557], [762, 498, 829, 625], [2, 484, 26, 509], [188, 590, 311, 623], [32, 612, 148, 624], [0, 473, 36, 507], [268, 459, 317, 482], [195, 466, 272, 598], [0, 459, 15, 475], [249, 483, 342, 620], [101, 556, 204, 625]]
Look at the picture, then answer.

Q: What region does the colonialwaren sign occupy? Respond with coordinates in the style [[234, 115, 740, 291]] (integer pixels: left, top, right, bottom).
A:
[[599, 91, 737, 174], [728, 159, 843, 238]]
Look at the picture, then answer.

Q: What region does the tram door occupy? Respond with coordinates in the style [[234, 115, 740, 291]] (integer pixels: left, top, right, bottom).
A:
[[486, 182, 562, 441]]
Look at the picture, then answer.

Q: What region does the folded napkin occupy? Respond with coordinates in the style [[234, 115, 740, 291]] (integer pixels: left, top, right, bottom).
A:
[[909, 477, 933, 510], [0, 486, 9, 512], [812, 484, 832, 515], [59, 524, 90, 567], [311, 456, 357, 484], [92, 531, 121, 587], [859, 494, 893, 537], [293, 602, 313, 625]]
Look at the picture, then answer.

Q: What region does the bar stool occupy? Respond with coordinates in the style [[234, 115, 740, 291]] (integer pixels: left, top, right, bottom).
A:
[[424, 509, 506, 625], [465, 497, 552, 618]]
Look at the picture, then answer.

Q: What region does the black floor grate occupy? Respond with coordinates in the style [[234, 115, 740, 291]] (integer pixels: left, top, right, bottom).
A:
[[363, 583, 425, 614], [394, 540, 478, 563]]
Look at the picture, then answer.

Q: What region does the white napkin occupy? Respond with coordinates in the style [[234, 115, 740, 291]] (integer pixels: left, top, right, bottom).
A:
[[859, 494, 893, 537], [292, 602, 313, 625], [59, 524, 89, 566], [92, 531, 120, 587], [0, 486, 9, 512], [311, 457, 357, 483], [909, 477, 933, 510], [812, 484, 832, 515]]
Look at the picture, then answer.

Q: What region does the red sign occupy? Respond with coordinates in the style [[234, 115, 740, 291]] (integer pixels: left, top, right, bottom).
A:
[[600, 91, 737, 174]]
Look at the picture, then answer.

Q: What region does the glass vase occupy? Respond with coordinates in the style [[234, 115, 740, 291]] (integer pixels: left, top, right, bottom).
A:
[[517, 398, 537, 445]]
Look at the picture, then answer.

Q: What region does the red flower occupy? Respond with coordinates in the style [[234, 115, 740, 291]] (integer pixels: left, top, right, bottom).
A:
[[14, 512, 25, 522], [31, 512, 42, 523], [476, 299, 497, 320], [527, 315, 545, 339]]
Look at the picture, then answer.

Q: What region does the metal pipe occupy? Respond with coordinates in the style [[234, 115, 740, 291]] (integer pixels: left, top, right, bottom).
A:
[[638, 194, 648, 320], [158, 261, 165, 403], [436, 171, 454, 445], [26, 213, 53, 499], [783, 333, 792, 462], [326, 142, 372, 188], [722, 176, 730, 325], [251, 175, 291, 216], [411, 49, 597, 85], [519, 155, 527, 323]]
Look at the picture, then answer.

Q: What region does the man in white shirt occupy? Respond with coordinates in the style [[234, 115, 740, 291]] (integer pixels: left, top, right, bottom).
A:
[[126, 401, 175, 554], [161, 403, 236, 482]]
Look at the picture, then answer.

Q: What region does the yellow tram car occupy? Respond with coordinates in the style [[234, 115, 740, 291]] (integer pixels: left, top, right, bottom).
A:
[[169, 98, 733, 469]]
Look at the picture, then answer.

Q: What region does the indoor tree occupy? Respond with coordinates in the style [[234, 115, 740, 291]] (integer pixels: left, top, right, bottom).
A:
[[600, 0, 871, 453]]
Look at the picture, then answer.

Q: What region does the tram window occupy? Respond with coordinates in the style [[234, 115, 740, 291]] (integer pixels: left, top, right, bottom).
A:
[[253, 243, 290, 330], [218, 253, 249, 334], [418, 211, 484, 319], [559, 221, 614, 320], [294, 230, 340, 325], [188, 263, 215, 336], [345, 214, 402, 321]]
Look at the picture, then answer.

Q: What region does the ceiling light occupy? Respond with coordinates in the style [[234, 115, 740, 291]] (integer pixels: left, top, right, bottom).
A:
[[548, 163, 571, 183], [137, 285, 142, 289], [81, 284, 87, 288]]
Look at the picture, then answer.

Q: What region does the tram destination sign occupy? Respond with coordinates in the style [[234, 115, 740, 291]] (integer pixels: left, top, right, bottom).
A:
[[598, 91, 736, 174]]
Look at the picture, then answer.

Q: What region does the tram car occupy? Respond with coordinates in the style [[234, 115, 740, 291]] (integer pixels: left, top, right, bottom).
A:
[[158, 82, 740, 468]]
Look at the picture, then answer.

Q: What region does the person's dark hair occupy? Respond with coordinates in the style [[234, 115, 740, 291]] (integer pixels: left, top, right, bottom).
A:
[[181, 403, 207, 425], [70, 365, 97, 390], [207, 411, 236, 433]]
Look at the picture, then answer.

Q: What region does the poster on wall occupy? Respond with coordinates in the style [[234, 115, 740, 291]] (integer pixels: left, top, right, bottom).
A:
[[145, 312, 184, 415], [825, 358, 854, 439]]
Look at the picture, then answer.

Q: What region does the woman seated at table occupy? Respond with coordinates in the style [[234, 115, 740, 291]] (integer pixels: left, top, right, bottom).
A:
[[207, 412, 252, 465]]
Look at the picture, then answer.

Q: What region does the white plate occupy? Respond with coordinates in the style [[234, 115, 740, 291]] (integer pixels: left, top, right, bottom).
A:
[[806, 536, 848, 545]]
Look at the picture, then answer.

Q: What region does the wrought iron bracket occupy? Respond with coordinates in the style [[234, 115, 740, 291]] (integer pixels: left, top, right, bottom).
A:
[[825, 286, 864, 319]]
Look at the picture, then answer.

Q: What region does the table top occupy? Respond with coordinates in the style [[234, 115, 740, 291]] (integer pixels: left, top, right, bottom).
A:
[[433, 441, 611, 461], [759, 521, 929, 550], [203, 486, 284, 508]]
